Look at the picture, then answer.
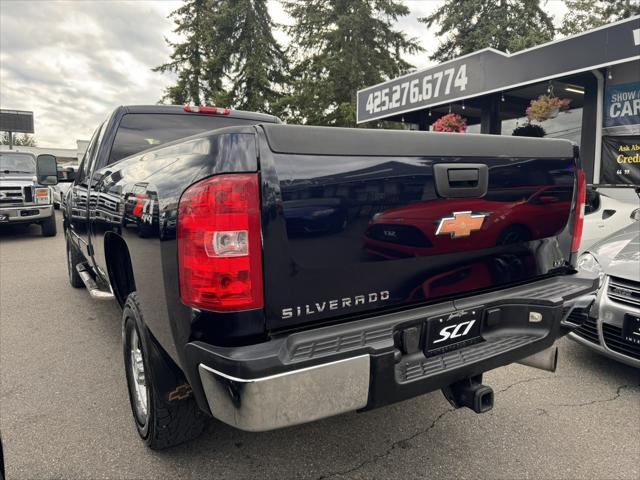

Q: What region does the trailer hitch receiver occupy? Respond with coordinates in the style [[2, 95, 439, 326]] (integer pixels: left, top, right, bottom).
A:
[[442, 375, 494, 414]]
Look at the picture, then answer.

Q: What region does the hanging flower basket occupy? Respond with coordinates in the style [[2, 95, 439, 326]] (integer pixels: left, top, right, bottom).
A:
[[526, 95, 572, 122], [432, 113, 467, 133]]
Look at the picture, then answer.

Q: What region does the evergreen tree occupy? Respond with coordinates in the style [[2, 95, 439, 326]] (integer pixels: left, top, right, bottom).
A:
[[560, 0, 640, 36], [154, 0, 286, 113], [0, 132, 36, 146], [282, 0, 421, 127], [154, 0, 225, 105], [420, 0, 555, 62], [219, 0, 288, 112]]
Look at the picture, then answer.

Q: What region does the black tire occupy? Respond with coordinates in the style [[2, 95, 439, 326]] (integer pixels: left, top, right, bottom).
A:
[[122, 293, 206, 449], [66, 232, 85, 288], [41, 214, 57, 237], [53, 202, 60, 210]]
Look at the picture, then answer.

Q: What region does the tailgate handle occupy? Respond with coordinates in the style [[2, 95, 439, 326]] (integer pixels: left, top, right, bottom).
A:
[[434, 163, 488, 199]]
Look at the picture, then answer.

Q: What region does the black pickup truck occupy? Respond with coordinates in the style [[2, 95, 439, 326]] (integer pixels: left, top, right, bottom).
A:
[[63, 104, 598, 449]]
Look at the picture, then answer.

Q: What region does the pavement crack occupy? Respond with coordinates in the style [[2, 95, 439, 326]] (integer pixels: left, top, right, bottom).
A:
[[496, 376, 550, 394], [550, 384, 638, 408], [314, 375, 589, 479], [316, 408, 455, 480]]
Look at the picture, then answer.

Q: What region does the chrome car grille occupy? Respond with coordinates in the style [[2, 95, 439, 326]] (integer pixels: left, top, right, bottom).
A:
[[0, 186, 31, 205], [602, 323, 640, 360], [608, 277, 640, 309]]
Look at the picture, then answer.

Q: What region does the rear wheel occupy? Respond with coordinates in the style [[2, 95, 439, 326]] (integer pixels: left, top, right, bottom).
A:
[[122, 293, 206, 449], [66, 232, 84, 288], [41, 214, 57, 237]]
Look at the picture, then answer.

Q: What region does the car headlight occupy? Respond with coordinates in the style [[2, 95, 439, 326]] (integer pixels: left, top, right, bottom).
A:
[[34, 187, 51, 205], [577, 252, 604, 286], [631, 208, 640, 221]]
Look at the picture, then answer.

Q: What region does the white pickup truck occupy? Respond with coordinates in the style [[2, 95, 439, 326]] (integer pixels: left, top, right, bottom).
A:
[[0, 151, 59, 236]]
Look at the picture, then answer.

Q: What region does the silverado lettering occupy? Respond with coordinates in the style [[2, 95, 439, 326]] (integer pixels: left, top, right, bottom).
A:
[[281, 290, 390, 319]]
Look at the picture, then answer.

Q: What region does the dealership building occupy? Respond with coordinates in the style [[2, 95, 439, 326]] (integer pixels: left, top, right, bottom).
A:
[[357, 16, 640, 190]]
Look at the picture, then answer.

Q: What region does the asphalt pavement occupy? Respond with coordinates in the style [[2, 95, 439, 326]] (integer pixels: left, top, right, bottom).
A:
[[1, 212, 638, 480]]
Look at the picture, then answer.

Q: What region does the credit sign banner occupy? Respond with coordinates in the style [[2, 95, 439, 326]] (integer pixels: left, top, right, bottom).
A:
[[601, 136, 640, 185], [604, 82, 640, 128]]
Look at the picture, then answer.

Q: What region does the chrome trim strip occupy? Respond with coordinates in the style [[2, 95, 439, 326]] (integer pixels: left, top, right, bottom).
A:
[[199, 355, 370, 432]]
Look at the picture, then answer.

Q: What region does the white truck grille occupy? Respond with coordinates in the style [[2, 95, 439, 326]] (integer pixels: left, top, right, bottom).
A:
[[0, 186, 32, 206]]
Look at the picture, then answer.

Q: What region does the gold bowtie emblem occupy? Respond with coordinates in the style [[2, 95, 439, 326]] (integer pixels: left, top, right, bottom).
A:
[[436, 211, 488, 238]]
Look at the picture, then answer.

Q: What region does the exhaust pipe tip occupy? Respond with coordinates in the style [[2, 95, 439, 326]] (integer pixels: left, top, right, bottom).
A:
[[516, 345, 558, 373]]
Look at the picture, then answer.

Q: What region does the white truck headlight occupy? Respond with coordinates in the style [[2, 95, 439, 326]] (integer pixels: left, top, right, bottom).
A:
[[34, 187, 51, 205], [577, 252, 604, 286], [631, 208, 640, 221]]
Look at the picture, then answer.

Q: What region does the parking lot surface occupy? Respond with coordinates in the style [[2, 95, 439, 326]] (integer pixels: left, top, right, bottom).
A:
[[1, 213, 639, 480]]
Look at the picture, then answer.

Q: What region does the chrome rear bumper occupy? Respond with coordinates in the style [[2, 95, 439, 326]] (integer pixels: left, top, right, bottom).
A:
[[187, 274, 599, 432], [198, 355, 370, 432]]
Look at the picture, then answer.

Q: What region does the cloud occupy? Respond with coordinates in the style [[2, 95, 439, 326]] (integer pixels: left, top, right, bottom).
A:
[[1, 0, 181, 148]]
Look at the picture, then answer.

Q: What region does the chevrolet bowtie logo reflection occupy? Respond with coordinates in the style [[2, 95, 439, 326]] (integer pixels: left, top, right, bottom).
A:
[[435, 211, 488, 239]]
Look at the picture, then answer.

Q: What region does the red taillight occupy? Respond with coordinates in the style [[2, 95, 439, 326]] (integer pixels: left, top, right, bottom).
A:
[[183, 105, 231, 115], [571, 169, 586, 253], [178, 174, 263, 312]]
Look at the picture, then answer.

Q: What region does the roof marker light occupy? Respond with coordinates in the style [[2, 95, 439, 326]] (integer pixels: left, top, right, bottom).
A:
[[183, 105, 231, 115]]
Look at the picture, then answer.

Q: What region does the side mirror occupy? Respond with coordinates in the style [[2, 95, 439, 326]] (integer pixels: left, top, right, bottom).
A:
[[58, 167, 76, 182], [36, 154, 58, 185]]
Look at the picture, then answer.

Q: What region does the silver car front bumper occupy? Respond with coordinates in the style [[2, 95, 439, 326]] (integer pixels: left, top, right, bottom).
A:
[[569, 276, 640, 368], [198, 355, 370, 432]]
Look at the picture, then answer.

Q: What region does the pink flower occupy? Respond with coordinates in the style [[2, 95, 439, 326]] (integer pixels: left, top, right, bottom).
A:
[[431, 113, 467, 133]]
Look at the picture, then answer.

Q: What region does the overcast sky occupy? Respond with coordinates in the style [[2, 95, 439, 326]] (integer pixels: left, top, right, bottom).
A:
[[0, 0, 567, 149]]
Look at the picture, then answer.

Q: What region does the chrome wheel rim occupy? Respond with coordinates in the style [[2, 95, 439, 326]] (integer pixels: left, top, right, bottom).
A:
[[130, 329, 149, 419]]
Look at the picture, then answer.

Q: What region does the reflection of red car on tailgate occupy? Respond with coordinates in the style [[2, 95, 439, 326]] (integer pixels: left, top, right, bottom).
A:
[[364, 185, 572, 258]]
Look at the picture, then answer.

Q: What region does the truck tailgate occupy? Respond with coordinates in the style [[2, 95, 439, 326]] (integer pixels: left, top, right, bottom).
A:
[[258, 125, 578, 331]]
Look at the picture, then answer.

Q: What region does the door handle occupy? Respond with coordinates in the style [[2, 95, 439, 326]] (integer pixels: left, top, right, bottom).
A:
[[602, 209, 616, 220], [434, 163, 489, 199]]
